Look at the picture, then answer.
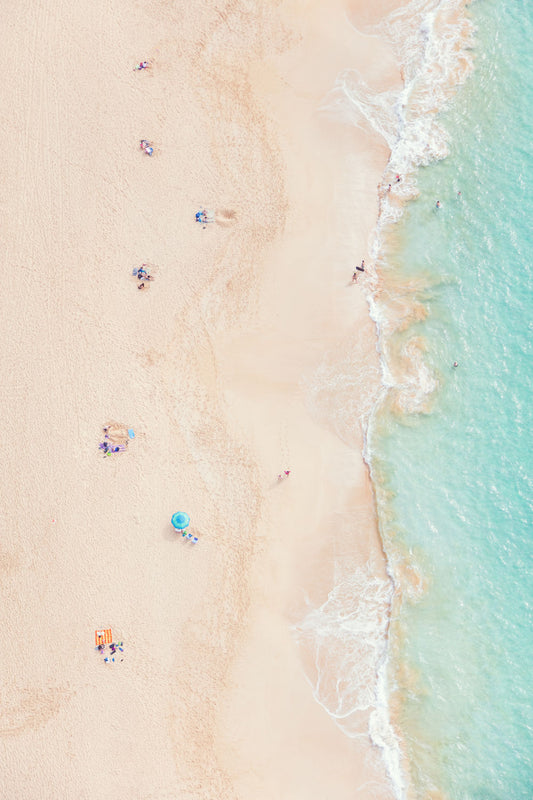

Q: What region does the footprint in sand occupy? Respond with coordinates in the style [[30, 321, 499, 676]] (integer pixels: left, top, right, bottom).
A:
[[215, 208, 237, 227], [103, 422, 130, 445]]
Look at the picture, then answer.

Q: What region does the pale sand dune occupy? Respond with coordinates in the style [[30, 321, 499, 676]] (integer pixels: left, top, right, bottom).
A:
[[1, 1, 402, 798]]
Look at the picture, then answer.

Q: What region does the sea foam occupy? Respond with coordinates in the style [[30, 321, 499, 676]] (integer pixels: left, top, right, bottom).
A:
[[302, 2, 478, 798]]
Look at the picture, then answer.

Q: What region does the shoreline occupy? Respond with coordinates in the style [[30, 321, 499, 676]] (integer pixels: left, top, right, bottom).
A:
[[0, 0, 473, 798], [361, 1, 476, 797], [213, 1, 406, 797]]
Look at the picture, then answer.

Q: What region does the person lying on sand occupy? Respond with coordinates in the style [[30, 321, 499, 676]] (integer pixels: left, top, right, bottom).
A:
[[140, 140, 154, 156], [137, 266, 154, 282]]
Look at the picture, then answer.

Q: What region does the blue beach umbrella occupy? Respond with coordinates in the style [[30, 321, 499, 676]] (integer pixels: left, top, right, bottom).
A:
[[171, 512, 190, 530]]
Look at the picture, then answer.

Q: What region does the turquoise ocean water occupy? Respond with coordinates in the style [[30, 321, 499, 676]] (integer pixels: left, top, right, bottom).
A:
[[370, 0, 533, 796]]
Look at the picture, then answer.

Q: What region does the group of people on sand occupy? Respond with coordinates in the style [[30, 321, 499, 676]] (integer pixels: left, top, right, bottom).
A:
[[99, 425, 131, 457], [99, 439, 125, 456], [140, 139, 154, 157], [195, 208, 214, 228], [134, 263, 155, 291], [96, 641, 124, 664]]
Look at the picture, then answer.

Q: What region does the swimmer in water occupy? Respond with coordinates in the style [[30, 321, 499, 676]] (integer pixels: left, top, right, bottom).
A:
[[453, 361, 458, 368], [436, 200, 441, 209]]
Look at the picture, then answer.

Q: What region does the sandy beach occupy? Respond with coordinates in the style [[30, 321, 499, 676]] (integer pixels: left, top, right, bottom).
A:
[[1, 1, 403, 797]]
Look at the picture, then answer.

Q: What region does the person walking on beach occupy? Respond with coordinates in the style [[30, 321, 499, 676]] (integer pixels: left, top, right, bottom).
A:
[[353, 260, 365, 282]]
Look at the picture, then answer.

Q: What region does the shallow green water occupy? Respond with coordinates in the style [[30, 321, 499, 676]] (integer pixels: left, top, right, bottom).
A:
[[373, 0, 533, 796]]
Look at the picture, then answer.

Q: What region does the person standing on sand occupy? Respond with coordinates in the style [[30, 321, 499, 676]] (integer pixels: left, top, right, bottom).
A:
[[353, 260, 365, 282]]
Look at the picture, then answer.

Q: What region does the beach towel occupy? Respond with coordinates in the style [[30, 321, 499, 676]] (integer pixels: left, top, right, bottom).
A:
[[95, 628, 113, 646]]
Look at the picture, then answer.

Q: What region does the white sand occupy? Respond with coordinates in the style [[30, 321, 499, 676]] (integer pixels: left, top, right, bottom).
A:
[[1, 1, 403, 797]]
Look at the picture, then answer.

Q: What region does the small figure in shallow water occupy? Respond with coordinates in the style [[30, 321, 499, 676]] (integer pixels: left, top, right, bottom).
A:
[[436, 200, 441, 209], [453, 361, 458, 368]]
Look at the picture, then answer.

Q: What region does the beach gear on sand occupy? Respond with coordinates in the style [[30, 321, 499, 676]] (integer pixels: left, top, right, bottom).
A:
[[195, 209, 215, 224], [140, 140, 153, 155], [128, 429, 135, 439], [95, 629, 113, 646], [171, 511, 190, 530]]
